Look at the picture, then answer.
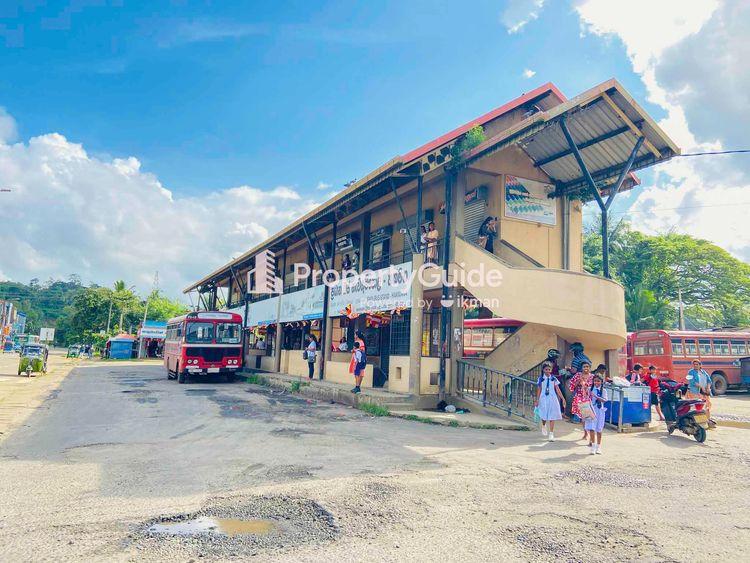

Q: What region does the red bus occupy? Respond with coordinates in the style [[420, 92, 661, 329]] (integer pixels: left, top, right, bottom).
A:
[[463, 318, 523, 358], [630, 329, 750, 395], [164, 311, 243, 384]]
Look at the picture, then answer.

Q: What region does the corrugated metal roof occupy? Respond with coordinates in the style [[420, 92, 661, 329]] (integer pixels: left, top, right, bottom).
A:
[[465, 79, 680, 194]]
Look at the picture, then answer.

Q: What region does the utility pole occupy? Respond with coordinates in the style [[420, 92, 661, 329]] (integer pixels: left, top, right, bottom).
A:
[[678, 287, 686, 331], [139, 272, 159, 358], [106, 300, 113, 334]]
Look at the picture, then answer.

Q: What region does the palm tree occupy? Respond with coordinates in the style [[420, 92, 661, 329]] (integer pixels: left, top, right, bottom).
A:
[[625, 284, 671, 330]]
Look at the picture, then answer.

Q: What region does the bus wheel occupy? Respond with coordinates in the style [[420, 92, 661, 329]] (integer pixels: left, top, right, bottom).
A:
[[711, 373, 728, 396], [177, 367, 186, 384]]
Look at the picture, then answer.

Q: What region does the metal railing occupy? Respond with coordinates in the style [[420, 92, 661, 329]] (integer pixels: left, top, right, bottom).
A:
[[456, 359, 538, 421]]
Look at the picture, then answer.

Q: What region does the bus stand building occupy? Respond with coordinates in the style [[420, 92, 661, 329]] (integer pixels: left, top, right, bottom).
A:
[[185, 79, 679, 407]]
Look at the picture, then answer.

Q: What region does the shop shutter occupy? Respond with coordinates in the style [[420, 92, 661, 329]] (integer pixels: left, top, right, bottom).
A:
[[463, 198, 487, 244]]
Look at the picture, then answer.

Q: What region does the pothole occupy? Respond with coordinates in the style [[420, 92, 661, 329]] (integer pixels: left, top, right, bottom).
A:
[[132, 495, 338, 558]]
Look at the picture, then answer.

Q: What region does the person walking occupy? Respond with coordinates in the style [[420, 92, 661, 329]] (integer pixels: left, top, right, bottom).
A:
[[304, 335, 317, 380], [349, 341, 366, 394], [569, 361, 594, 439], [643, 365, 665, 421], [535, 362, 566, 442], [477, 216, 497, 253], [585, 373, 608, 454]]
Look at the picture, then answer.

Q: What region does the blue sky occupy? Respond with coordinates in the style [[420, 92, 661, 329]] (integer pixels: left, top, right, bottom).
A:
[[0, 1, 745, 296], [1, 0, 657, 195]]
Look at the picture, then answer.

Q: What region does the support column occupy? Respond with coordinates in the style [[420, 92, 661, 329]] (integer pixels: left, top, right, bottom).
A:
[[274, 322, 283, 373], [359, 212, 371, 272], [408, 253, 425, 396], [605, 349, 621, 379], [438, 171, 455, 400]]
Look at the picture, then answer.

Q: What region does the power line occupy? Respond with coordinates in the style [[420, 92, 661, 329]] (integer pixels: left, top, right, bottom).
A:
[[676, 149, 750, 157]]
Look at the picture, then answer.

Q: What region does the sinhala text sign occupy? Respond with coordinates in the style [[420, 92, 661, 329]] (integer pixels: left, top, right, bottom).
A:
[[328, 262, 412, 317], [246, 296, 280, 327]]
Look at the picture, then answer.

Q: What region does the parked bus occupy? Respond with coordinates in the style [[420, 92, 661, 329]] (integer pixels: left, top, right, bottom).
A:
[[463, 318, 523, 358], [630, 329, 750, 395], [164, 311, 243, 384]]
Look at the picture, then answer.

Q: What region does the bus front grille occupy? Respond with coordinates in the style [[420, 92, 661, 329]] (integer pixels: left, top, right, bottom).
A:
[[185, 347, 238, 362]]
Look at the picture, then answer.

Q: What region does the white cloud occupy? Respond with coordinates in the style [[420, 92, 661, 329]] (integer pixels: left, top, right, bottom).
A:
[[0, 118, 320, 298], [501, 0, 546, 34], [316, 181, 332, 191], [576, 0, 750, 262], [0, 107, 17, 144], [522, 68, 536, 79]]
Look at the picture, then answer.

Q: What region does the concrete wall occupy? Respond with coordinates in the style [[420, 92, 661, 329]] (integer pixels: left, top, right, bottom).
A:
[[387, 355, 411, 393], [325, 360, 374, 387], [419, 357, 450, 395], [281, 350, 317, 378], [484, 324, 557, 376], [260, 356, 275, 372]]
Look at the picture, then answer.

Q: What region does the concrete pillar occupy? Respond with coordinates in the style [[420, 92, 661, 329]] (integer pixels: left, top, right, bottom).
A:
[[408, 253, 425, 396], [605, 349, 621, 379], [322, 311, 333, 364], [274, 323, 283, 372], [449, 287, 464, 395]]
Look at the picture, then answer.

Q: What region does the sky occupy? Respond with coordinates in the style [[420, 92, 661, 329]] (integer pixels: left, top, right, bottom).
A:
[[0, 0, 748, 299]]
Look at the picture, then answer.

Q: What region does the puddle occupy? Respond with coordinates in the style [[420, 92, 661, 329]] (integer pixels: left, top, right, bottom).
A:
[[147, 516, 276, 537]]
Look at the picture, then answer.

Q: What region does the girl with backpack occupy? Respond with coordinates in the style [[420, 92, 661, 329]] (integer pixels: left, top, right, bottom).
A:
[[585, 373, 608, 455], [350, 341, 366, 394]]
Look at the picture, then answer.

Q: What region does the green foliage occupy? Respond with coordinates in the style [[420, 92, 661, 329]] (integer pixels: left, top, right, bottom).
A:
[[0, 278, 188, 346], [448, 125, 486, 168], [289, 379, 310, 393], [245, 374, 269, 386], [584, 220, 750, 330], [358, 402, 390, 417]]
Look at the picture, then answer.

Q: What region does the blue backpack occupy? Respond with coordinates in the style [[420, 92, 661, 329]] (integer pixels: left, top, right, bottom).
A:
[[356, 349, 367, 370]]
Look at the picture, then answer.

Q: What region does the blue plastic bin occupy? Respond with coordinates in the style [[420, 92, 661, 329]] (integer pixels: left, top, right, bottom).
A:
[[604, 384, 651, 428]]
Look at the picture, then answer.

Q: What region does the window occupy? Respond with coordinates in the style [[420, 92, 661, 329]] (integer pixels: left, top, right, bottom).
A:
[[671, 339, 684, 355], [463, 329, 473, 349], [698, 339, 712, 355], [634, 341, 648, 356], [494, 326, 516, 347], [648, 340, 664, 355], [185, 322, 214, 344], [389, 311, 411, 356], [216, 323, 241, 344], [684, 339, 698, 356], [713, 339, 730, 355], [731, 340, 748, 355]]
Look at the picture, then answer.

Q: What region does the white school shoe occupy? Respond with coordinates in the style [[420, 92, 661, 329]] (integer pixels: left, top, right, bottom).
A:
[[548, 432, 555, 442], [595, 445, 602, 454], [541, 425, 548, 436], [589, 444, 596, 455]]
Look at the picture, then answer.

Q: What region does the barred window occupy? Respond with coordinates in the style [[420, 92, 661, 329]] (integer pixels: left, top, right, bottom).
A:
[[421, 309, 448, 358], [389, 311, 411, 356]]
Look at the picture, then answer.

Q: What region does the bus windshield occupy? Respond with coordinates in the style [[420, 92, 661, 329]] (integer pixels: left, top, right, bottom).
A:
[[185, 322, 215, 344], [216, 323, 241, 344]]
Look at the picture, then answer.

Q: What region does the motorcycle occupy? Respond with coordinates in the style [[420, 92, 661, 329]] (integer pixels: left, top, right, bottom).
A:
[[659, 379, 709, 443]]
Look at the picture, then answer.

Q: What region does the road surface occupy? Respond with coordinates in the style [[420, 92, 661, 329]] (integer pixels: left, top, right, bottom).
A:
[[1, 357, 749, 561]]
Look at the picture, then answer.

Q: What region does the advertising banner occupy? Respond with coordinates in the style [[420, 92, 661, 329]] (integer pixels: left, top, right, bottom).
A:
[[280, 285, 325, 323], [246, 296, 279, 327], [139, 321, 166, 339], [40, 327, 55, 342], [328, 262, 412, 317], [504, 175, 556, 226]]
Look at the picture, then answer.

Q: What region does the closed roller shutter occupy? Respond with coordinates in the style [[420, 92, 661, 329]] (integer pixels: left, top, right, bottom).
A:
[[464, 198, 487, 243]]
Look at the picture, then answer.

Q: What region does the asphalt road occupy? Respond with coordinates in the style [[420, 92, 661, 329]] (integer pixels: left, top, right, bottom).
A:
[[1, 360, 750, 562]]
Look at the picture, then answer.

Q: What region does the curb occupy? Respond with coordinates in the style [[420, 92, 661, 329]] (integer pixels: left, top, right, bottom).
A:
[[388, 411, 529, 430]]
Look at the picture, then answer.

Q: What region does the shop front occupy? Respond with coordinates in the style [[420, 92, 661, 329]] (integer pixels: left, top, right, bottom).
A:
[[137, 320, 166, 358], [244, 297, 279, 371], [326, 261, 413, 389], [278, 285, 325, 378]]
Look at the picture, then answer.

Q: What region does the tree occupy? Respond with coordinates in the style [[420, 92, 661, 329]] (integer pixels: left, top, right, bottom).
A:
[[583, 222, 750, 330]]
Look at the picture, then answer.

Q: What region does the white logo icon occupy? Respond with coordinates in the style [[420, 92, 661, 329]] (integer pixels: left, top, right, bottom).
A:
[[247, 249, 283, 295]]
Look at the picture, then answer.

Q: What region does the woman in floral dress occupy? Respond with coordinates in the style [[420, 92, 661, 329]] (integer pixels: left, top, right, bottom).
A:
[[569, 361, 593, 440]]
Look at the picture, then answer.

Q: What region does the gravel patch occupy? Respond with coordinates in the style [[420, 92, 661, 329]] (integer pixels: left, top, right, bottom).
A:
[[554, 466, 666, 489], [130, 495, 337, 559]]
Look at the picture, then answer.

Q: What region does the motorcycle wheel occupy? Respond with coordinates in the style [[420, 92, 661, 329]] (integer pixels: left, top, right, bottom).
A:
[[694, 425, 707, 443]]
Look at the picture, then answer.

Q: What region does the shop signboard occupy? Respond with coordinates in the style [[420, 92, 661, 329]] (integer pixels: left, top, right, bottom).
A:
[[280, 285, 325, 323], [40, 327, 55, 342], [328, 262, 412, 317], [246, 296, 279, 327], [504, 175, 556, 226], [139, 321, 167, 339]]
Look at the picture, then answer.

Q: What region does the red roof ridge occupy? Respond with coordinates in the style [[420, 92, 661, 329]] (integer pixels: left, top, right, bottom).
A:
[[400, 82, 567, 164]]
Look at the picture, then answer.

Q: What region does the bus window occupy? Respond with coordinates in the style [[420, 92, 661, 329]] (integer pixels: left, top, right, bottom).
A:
[[731, 340, 748, 355], [648, 340, 664, 355], [671, 339, 684, 355], [698, 339, 712, 355], [713, 339, 730, 355], [463, 330, 472, 349], [684, 339, 698, 356], [634, 341, 648, 356]]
